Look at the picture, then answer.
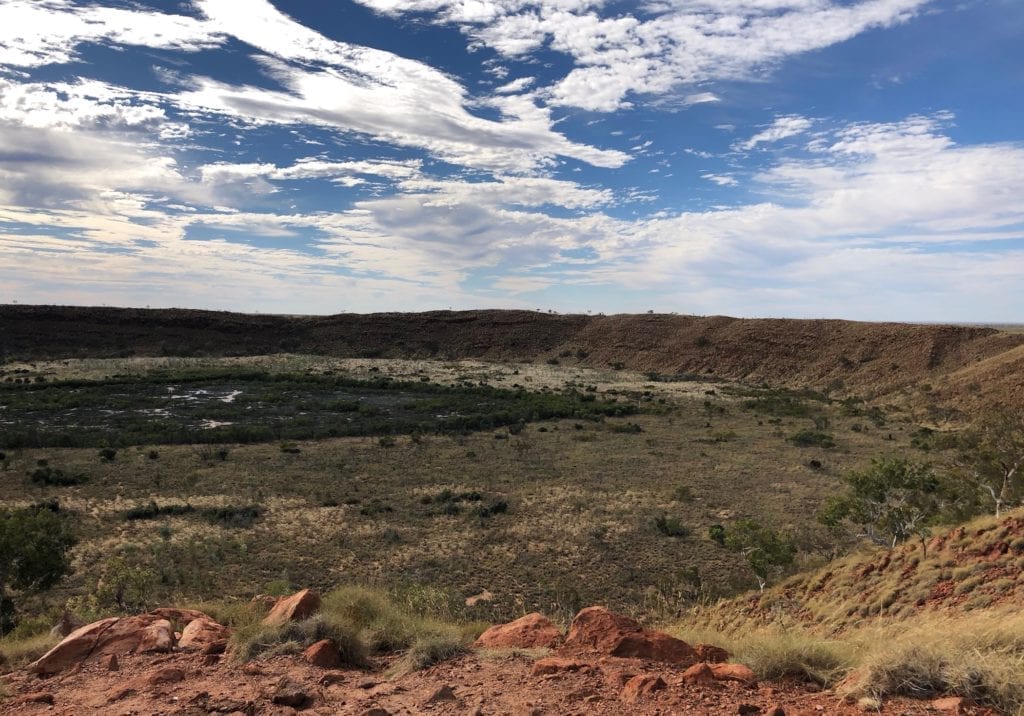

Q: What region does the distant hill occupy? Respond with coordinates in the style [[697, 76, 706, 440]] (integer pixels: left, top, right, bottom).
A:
[[3, 304, 1022, 419]]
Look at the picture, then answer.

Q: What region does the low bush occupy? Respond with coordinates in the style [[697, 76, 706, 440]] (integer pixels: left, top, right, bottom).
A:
[[203, 505, 263, 528], [789, 430, 836, 448], [28, 466, 87, 486], [125, 501, 195, 520], [655, 515, 689, 537]]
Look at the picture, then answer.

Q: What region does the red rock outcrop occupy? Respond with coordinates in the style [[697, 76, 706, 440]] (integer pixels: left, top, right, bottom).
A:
[[178, 617, 230, 651], [620, 674, 666, 703], [262, 589, 321, 627], [563, 606, 698, 665], [138, 619, 175, 654], [682, 661, 757, 685], [474, 612, 561, 649], [304, 639, 342, 668], [29, 614, 179, 675]]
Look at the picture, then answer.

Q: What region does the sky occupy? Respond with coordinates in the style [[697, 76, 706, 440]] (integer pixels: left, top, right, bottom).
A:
[[0, 0, 1021, 321]]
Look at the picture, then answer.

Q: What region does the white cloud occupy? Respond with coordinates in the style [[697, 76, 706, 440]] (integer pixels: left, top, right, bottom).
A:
[[0, 0, 627, 173], [737, 115, 814, 150], [701, 173, 738, 187], [0, 0, 223, 67], [494, 76, 536, 94], [355, 0, 931, 111], [198, 158, 423, 184], [0, 78, 172, 132], [161, 0, 628, 172]]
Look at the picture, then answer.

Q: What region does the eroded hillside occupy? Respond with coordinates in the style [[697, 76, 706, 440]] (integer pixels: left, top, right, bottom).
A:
[[3, 305, 1022, 420]]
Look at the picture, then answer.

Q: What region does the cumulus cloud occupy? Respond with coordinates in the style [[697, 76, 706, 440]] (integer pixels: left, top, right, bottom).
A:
[[355, 0, 931, 111], [0, 78, 174, 132]]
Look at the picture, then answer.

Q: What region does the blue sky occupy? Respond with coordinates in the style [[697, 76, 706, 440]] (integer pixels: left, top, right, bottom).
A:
[[0, 0, 1021, 320]]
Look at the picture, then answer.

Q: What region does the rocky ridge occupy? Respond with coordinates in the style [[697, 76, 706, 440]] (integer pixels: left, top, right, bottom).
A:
[[3, 305, 1022, 419], [0, 592, 991, 715]]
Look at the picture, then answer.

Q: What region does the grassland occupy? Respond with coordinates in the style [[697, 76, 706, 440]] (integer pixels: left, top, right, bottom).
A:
[[0, 356, 954, 627]]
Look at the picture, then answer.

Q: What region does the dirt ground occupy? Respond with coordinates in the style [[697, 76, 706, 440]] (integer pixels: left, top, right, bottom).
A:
[[0, 648, 986, 716]]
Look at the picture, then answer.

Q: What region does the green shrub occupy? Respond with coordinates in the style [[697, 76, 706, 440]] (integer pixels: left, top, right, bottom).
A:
[[789, 430, 836, 448], [202, 505, 263, 528], [360, 500, 394, 517], [28, 466, 87, 486], [476, 500, 508, 518], [125, 501, 195, 520], [655, 515, 689, 537]]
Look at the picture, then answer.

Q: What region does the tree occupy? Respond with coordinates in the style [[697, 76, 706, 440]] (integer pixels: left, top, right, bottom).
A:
[[818, 457, 957, 548], [958, 408, 1024, 518], [0, 506, 76, 634], [720, 519, 797, 591]]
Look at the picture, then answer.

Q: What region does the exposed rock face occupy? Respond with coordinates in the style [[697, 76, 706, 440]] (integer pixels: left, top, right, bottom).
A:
[[564, 606, 643, 652], [564, 606, 698, 665], [680, 662, 718, 685], [681, 661, 757, 685], [29, 614, 181, 675], [610, 630, 698, 664], [304, 639, 342, 668], [709, 663, 757, 685], [27, 609, 225, 674], [138, 619, 175, 654], [262, 589, 321, 627], [620, 674, 666, 703], [178, 617, 230, 650], [474, 612, 561, 649]]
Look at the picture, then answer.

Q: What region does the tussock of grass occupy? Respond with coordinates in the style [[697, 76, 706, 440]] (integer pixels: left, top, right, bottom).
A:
[[228, 585, 484, 673], [189, 599, 266, 630], [388, 630, 468, 676], [733, 631, 854, 686], [671, 625, 853, 687], [230, 613, 365, 665], [0, 632, 60, 670], [841, 610, 1024, 713], [678, 605, 1024, 713]]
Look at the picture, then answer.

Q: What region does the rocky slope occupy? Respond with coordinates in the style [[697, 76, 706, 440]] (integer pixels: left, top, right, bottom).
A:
[[0, 595, 983, 715], [692, 509, 1024, 634], [3, 305, 1023, 418]]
